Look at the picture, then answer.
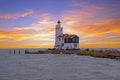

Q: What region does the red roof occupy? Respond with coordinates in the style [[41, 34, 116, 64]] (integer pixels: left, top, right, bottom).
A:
[[58, 34, 76, 38], [57, 20, 61, 24]]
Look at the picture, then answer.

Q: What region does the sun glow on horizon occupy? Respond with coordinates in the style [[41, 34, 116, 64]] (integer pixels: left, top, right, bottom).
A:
[[0, 0, 120, 48]]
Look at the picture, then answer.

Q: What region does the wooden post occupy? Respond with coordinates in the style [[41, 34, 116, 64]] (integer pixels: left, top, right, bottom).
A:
[[19, 50, 20, 54], [14, 50, 15, 54], [9, 50, 11, 54]]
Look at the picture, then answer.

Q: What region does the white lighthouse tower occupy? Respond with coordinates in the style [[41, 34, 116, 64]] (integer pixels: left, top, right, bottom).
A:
[[55, 20, 63, 49]]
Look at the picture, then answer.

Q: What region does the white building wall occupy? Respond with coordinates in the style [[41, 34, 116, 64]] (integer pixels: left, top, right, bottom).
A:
[[56, 37, 79, 50], [62, 43, 79, 50]]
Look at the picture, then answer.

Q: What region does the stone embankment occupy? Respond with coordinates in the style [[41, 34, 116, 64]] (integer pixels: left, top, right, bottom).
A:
[[25, 49, 120, 60], [25, 49, 80, 54], [93, 50, 120, 60]]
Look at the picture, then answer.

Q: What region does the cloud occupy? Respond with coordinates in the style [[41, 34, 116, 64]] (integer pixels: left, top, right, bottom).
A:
[[70, 1, 102, 10], [0, 3, 120, 48], [60, 4, 120, 48], [0, 13, 55, 42], [67, 18, 120, 37], [0, 10, 33, 19], [61, 4, 120, 37], [61, 5, 102, 33], [0, 5, 100, 41], [0, 28, 36, 40]]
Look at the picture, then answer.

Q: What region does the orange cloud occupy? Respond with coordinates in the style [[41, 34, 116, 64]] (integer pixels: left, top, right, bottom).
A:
[[0, 28, 36, 40], [68, 18, 120, 36], [60, 5, 120, 48], [61, 4, 120, 37], [0, 13, 55, 46], [62, 5, 102, 27], [0, 10, 33, 19], [0, 4, 120, 48]]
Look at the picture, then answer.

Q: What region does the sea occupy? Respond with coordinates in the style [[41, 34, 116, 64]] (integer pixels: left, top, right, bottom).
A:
[[0, 48, 120, 80]]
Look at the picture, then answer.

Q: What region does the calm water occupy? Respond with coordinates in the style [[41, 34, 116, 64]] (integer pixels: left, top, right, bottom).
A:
[[0, 49, 120, 80]]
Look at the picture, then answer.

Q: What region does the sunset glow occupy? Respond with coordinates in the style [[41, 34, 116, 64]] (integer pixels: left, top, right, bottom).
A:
[[0, 0, 120, 48]]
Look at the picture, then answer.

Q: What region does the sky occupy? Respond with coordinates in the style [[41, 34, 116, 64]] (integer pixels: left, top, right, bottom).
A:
[[0, 0, 120, 48]]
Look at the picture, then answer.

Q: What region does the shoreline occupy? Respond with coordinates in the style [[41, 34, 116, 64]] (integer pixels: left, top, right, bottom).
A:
[[24, 49, 120, 60]]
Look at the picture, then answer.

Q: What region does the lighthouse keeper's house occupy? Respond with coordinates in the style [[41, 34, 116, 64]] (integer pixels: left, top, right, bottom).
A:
[[55, 20, 79, 50]]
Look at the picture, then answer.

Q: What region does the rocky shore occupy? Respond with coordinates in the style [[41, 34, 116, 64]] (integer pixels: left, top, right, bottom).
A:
[[25, 49, 120, 60], [25, 49, 80, 54], [93, 50, 120, 60]]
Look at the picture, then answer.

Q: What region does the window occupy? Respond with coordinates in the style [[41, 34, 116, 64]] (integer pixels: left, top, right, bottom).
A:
[[76, 38, 78, 42], [72, 39, 74, 42], [66, 38, 68, 42]]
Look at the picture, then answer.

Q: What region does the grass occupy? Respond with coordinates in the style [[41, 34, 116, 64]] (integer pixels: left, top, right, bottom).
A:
[[78, 50, 94, 56], [78, 49, 108, 57], [77, 49, 120, 60]]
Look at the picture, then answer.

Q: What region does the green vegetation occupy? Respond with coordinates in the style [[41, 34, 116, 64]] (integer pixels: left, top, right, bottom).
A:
[[78, 50, 94, 56]]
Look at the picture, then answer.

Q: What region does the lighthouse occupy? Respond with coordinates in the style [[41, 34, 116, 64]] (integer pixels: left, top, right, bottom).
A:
[[55, 20, 63, 49], [55, 20, 79, 50]]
